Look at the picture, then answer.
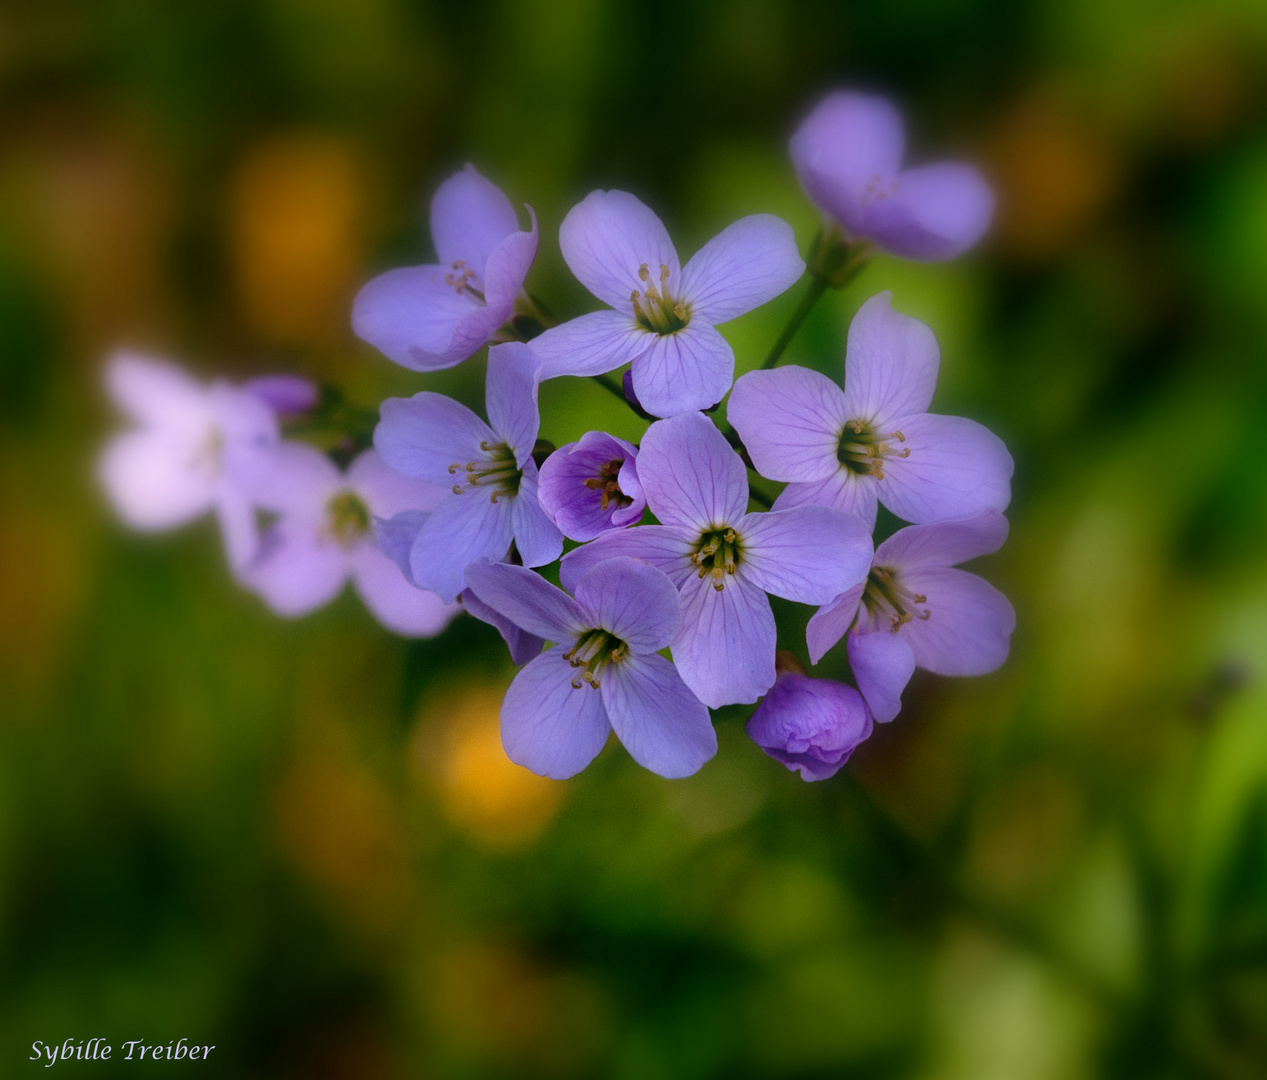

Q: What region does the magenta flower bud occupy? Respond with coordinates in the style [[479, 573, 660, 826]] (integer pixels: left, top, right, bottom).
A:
[[537, 431, 646, 541], [245, 375, 320, 417]]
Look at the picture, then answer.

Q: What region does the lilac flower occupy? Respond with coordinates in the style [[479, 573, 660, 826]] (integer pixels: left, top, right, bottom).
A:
[[530, 191, 805, 417], [352, 165, 538, 372], [244, 375, 319, 417], [465, 556, 716, 779], [790, 90, 994, 262], [537, 431, 645, 541], [98, 352, 279, 574], [728, 292, 1012, 530], [373, 341, 563, 602], [746, 654, 873, 781], [807, 511, 1015, 722], [559, 412, 873, 709], [243, 444, 459, 637]]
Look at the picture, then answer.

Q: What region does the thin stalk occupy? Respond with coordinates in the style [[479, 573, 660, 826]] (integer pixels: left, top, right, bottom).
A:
[[760, 275, 829, 370]]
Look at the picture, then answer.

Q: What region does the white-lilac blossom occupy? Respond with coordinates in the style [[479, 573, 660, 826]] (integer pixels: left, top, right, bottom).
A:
[[530, 190, 805, 417], [729, 291, 1012, 530], [242, 443, 459, 637], [373, 341, 563, 603], [353, 164, 538, 372], [559, 412, 872, 709], [244, 374, 319, 417], [537, 431, 645, 542], [465, 557, 716, 780], [790, 90, 994, 262], [98, 352, 279, 574], [808, 510, 1015, 722]]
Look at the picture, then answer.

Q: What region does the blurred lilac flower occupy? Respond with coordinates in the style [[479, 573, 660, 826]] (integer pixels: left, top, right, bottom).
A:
[[790, 90, 994, 262], [244, 375, 319, 417], [98, 352, 279, 574], [373, 341, 563, 602], [808, 511, 1015, 722], [465, 556, 715, 779], [243, 444, 459, 636], [746, 654, 873, 781], [729, 291, 1012, 530], [531, 190, 805, 417], [352, 164, 538, 372], [537, 431, 645, 541], [560, 412, 872, 708]]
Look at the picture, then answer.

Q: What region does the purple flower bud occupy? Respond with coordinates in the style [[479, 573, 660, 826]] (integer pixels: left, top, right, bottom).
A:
[[537, 431, 646, 541], [245, 375, 320, 417]]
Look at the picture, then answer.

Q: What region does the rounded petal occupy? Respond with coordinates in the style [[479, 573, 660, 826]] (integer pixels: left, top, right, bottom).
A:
[[409, 491, 514, 603], [501, 646, 613, 779], [636, 412, 748, 531], [898, 567, 1016, 676], [511, 469, 564, 567], [874, 511, 1009, 571], [375, 510, 429, 586], [463, 558, 587, 642], [485, 341, 542, 464], [806, 582, 865, 665], [429, 164, 521, 278], [374, 393, 497, 487], [847, 630, 915, 723], [629, 323, 734, 418], [573, 556, 682, 653], [537, 431, 644, 542], [673, 576, 776, 709], [842, 292, 940, 429], [481, 208, 538, 308], [746, 672, 872, 780], [862, 162, 994, 262], [245, 525, 347, 618], [244, 374, 319, 417], [728, 366, 847, 484], [558, 525, 696, 594], [773, 468, 879, 531], [215, 490, 260, 576], [350, 543, 460, 637], [679, 214, 805, 324], [530, 311, 651, 381], [98, 430, 215, 531], [602, 653, 716, 778], [348, 449, 447, 519], [351, 265, 489, 371], [105, 352, 210, 429], [242, 441, 340, 519], [559, 189, 680, 312], [737, 505, 872, 605], [461, 588, 546, 666]]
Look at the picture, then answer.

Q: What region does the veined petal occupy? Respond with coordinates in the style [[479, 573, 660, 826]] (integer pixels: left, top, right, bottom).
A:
[[559, 525, 696, 594], [485, 341, 542, 465], [728, 367, 847, 483], [602, 654, 716, 778], [673, 575, 776, 709], [559, 189, 680, 312], [501, 646, 613, 779], [842, 292, 941, 429], [463, 559, 586, 641], [737, 505, 872, 604], [351, 265, 483, 371], [746, 672, 872, 781], [531, 311, 651, 381], [376, 510, 428, 586], [680, 214, 805, 324], [98, 430, 215, 531], [374, 393, 497, 487], [877, 413, 1013, 524], [875, 511, 1009, 571], [350, 543, 459, 637], [537, 431, 644, 542], [847, 631, 915, 723], [245, 524, 347, 617], [806, 582, 865, 665], [573, 556, 682, 653], [481, 207, 539, 308], [773, 468, 879, 531], [461, 588, 546, 666], [348, 449, 447, 520], [510, 468, 564, 568], [863, 162, 994, 262], [896, 566, 1015, 676], [430, 164, 521, 278], [630, 323, 734, 418], [636, 412, 748, 531], [409, 491, 514, 603]]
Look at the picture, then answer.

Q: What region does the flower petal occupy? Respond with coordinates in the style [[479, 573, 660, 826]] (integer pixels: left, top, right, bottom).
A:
[[374, 392, 497, 487], [429, 164, 521, 278], [806, 582, 865, 665], [501, 646, 613, 779], [105, 352, 210, 429], [244, 374, 319, 417], [461, 588, 546, 666], [895, 567, 1015, 676], [874, 510, 1009, 571], [728, 366, 847, 483], [376, 510, 428, 586], [530, 311, 651, 381], [558, 525, 696, 594], [537, 431, 644, 542], [863, 162, 994, 262], [842, 291, 941, 429], [485, 341, 542, 464], [602, 653, 716, 778], [245, 524, 347, 617], [98, 430, 215, 531], [673, 576, 776, 708], [773, 468, 879, 531], [215, 489, 260, 576], [573, 556, 682, 653], [629, 322, 735, 418], [877, 413, 1013, 524], [351, 265, 485, 371], [746, 672, 872, 780], [680, 214, 805, 324], [511, 467, 564, 567], [847, 631, 915, 723], [350, 543, 460, 637], [636, 412, 748, 531], [242, 441, 340, 519], [558, 189, 680, 312], [481, 208, 538, 308], [348, 449, 447, 519], [409, 491, 514, 603], [463, 558, 587, 641], [737, 505, 873, 604]]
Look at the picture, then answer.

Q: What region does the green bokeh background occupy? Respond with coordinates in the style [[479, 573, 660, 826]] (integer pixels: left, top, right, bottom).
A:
[[3, 0, 1267, 1076]]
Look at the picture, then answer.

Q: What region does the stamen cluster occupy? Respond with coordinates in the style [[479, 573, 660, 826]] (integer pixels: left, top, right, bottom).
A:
[[631, 262, 689, 334], [563, 628, 629, 689], [449, 441, 520, 501]]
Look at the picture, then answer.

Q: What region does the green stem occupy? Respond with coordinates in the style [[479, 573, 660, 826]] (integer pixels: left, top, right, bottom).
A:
[[592, 372, 629, 405], [760, 275, 829, 370]]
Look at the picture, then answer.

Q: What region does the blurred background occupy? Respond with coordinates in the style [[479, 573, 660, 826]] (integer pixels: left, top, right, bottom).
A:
[[3, 0, 1267, 1076]]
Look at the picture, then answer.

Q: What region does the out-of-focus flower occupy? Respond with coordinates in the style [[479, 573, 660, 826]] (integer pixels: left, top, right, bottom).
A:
[[353, 165, 538, 371], [373, 342, 563, 602], [790, 90, 994, 262], [746, 653, 873, 781], [560, 412, 872, 708], [729, 292, 1012, 530], [243, 443, 459, 636], [465, 556, 715, 779], [244, 374, 319, 417], [531, 191, 804, 417], [537, 431, 645, 541], [98, 352, 278, 573], [808, 511, 1015, 722]]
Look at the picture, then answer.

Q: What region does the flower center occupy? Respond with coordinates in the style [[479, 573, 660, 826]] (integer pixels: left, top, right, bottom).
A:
[[448, 441, 521, 503], [582, 458, 633, 512], [326, 490, 371, 549], [862, 174, 898, 203], [563, 628, 629, 689], [188, 425, 223, 478], [691, 526, 742, 592], [444, 259, 485, 302], [837, 420, 909, 479], [862, 566, 930, 632], [631, 262, 689, 334]]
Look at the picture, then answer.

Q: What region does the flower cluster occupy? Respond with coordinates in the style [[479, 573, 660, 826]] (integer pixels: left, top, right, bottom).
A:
[[100, 90, 1013, 784]]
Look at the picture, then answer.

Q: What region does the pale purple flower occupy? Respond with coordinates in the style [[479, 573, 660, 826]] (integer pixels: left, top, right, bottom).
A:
[[729, 291, 1012, 530], [807, 511, 1015, 722], [746, 657, 873, 781], [352, 164, 538, 372], [242, 444, 459, 637], [530, 191, 805, 417], [373, 341, 563, 602], [790, 90, 994, 262], [465, 556, 716, 779], [537, 431, 645, 541], [98, 352, 279, 574], [559, 412, 873, 709], [244, 375, 319, 417]]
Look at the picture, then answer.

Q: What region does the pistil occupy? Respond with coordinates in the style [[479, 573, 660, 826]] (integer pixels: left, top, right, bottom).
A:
[[444, 259, 486, 302], [837, 419, 909, 479], [563, 628, 629, 689], [631, 262, 689, 334], [448, 441, 521, 502], [583, 458, 633, 511], [862, 566, 930, 632], [326, 490, 371, 549], [692, 527, 742, 591]]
